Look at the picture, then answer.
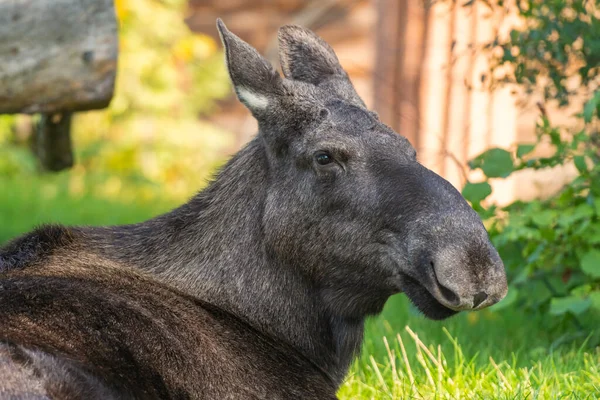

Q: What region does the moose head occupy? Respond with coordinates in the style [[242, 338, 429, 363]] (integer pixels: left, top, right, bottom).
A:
[[216, 19, 507, 323]]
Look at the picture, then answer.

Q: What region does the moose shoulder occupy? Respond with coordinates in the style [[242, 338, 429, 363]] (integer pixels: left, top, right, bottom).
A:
[[0, 257, 335, 399], [0, 19, 507, 399]]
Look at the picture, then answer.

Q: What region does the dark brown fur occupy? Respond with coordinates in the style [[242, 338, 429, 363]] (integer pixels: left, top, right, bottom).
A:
[[0, 225, 74, 272], [0, 249, 336, 399]]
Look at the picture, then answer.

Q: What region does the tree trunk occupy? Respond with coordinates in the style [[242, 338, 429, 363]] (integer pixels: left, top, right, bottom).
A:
[[374, 0, 429, 150]]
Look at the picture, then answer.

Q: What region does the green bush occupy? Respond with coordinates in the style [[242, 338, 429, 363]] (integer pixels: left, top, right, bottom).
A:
[[461, 0, 600, 330]]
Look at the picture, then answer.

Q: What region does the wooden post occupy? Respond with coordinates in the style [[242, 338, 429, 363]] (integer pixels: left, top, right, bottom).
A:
[[0, 0, 118, 171], [35, 113, 74, 172], [0, 0, 118, 114]]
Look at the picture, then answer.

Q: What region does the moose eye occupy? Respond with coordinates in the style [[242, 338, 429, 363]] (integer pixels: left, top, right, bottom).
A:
[[315, 152, 333, 165]]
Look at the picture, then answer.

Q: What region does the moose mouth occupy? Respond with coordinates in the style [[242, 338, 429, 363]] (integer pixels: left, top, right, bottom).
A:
[[398, 272, 458, 320]]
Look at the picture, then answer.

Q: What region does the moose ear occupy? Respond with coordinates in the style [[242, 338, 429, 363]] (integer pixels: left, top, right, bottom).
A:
[[216, 19, 283, 116], [278, 25, 347, 85]]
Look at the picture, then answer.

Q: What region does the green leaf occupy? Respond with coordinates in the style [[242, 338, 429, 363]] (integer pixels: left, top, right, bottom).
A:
[[526, 243, 546, 264], [549, 296, 591, 316], [573, 203, 595, 220], [593, 198, 600, 215], [478, 148, 514, 178], [548, 128, 562, 147], [516, 144, 535, 158], [574, 156, 588, 174], [490, 286, 518, 311], [580, 249, 600, 278], [512, 266, 531, 285], [590, 292, 600, 311], [468, 157, 483, 170], [570, 284, 592, 297], [588, 230, 600, 244], [531, 210, 555, 227], [462, 182, 492, 203], [557, 204, 594, 227], [583, 91, 600, 123]]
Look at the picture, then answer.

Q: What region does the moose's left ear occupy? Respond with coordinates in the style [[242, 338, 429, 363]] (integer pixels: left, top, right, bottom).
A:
[[277, 25, 347, 85], [217, 19, 283, 116]]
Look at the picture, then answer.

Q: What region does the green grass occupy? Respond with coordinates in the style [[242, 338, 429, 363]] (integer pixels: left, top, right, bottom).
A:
[[1, 175, 598, 399], [339, 295, 600, 399], [0, 174, 177, 243]]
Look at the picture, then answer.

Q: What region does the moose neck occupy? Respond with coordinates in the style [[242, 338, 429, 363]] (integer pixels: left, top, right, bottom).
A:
[[90, 137, 364, 385]]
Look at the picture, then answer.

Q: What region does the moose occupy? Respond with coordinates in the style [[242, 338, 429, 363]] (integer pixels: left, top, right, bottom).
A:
[[0, 20, 507, 399]]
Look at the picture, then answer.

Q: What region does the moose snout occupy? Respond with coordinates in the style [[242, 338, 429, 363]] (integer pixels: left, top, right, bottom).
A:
[[387, 163, 508, 315], [426, 242, 508, 312]]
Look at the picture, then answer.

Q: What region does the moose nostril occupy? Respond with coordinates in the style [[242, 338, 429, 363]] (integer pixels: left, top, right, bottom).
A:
[[473, 291, 488, 308], [438, 283, 460, 305], [429, 260, 461, 306]]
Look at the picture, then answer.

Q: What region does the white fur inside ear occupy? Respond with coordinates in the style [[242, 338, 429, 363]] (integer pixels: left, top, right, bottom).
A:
[[237, 87, 269, 110]]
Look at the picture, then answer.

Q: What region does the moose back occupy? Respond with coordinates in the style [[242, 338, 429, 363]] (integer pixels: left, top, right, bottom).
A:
[[0, 19, 507, 399]]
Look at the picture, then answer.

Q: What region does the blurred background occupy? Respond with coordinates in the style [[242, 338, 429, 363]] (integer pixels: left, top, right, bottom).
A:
[[1, 0, 599, 397]]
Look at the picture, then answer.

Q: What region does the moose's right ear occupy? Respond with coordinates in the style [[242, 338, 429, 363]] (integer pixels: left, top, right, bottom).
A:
[[217, 19, 284, 117], [277, 25, 346, 85]]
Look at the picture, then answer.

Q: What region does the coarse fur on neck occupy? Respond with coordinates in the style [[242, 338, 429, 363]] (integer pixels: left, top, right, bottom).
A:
[[78, 138, 363, 384]]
